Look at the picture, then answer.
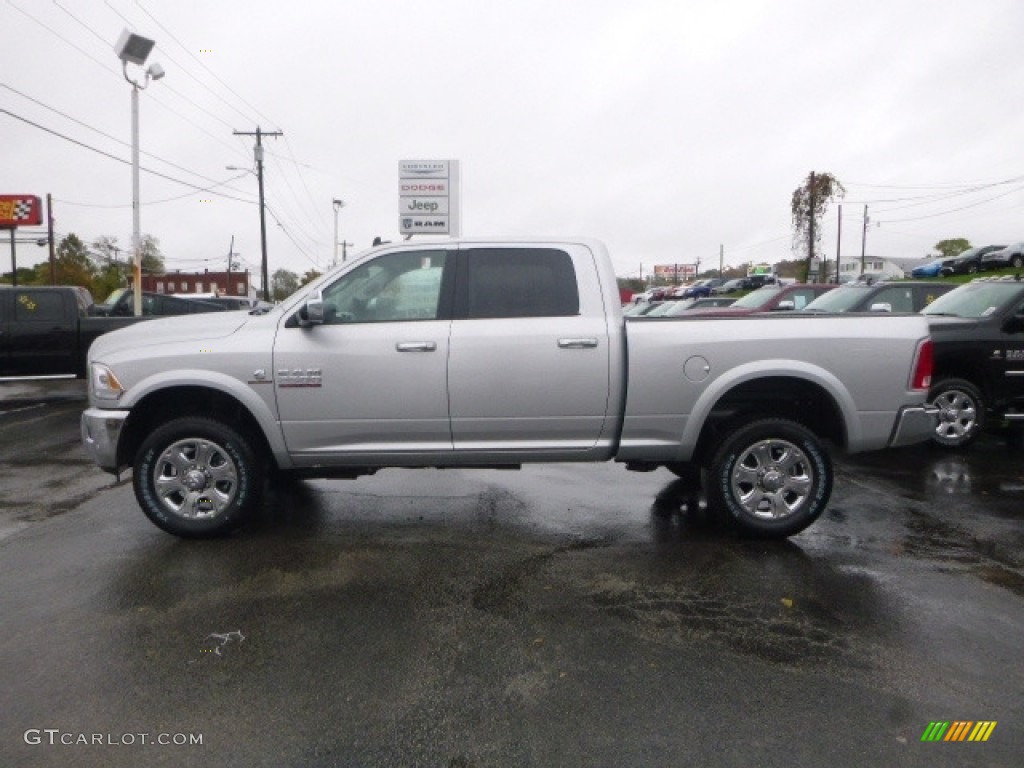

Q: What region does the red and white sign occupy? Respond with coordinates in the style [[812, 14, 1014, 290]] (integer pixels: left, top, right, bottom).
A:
[[399, 160, 460, 236], [0, 195, 43, 227]]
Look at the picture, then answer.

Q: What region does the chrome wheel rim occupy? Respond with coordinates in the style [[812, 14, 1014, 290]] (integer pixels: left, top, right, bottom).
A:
[[730, 439, 813, 520], [152, 438, 239, 520], [934, 390, 977, 441]]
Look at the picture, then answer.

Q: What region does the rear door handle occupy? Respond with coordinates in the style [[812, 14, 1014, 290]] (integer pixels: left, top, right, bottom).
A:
[[396, 341, 437, 352], [558, 338, 598, 349]]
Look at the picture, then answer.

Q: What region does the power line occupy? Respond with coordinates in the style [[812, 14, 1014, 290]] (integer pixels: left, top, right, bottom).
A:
[[1, 83, 253, 193], [1, 107, 257, 204]]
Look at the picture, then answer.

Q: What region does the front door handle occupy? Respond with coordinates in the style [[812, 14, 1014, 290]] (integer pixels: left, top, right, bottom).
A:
[[558, 338, 598, 349], [396, 341, 437, 352]]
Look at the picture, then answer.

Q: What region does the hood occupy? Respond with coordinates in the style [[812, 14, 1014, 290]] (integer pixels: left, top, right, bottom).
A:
[[89, 311, 252, 360]]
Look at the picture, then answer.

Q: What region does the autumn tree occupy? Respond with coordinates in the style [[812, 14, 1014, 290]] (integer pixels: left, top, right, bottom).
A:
[[791, 172, 845, 282]]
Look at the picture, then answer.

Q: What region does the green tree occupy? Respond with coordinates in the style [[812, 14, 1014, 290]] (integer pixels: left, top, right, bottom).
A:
[[300, 269, 323, 286], [139, 234, 165, 274], [90, 235, 128, 300], [934, 238, 971, 259], [792, 172, 845, 282], [52, 234, 96, 288], [271, 268, 300, 301]]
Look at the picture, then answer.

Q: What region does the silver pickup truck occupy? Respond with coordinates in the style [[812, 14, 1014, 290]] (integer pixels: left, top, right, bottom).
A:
[[81, 238, 936, 539]]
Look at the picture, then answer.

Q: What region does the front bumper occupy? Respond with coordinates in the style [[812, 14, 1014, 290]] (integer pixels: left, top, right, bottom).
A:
[[80, 407, 130, 474], [888, 404, 939, 448]]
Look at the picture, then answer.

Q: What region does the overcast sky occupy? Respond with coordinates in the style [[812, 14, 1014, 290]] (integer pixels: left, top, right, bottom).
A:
[[3, 0, 1024, 288]]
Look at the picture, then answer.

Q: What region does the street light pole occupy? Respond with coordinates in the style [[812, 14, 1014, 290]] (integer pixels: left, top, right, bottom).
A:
[[114, 29, 163, 316], [332, 199, 345, 267]]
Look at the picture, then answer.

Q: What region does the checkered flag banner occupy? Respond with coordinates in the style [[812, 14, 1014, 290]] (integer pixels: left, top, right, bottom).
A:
[[0, 195, 43, 227]]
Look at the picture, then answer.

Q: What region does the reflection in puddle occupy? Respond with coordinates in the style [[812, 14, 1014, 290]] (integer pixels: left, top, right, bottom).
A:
[[925, 457, 972, 494]]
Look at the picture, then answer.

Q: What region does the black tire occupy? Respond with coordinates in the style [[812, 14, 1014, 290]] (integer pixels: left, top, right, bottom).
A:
[[929, 377, 985, 449], [706, 419, 832, 539], [133, 417, 263, 538], [966, 262, 978, 274], [1012, 254, 1024, 269]]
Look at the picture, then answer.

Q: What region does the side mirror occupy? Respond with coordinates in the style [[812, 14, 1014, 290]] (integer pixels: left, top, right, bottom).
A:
[[869, 302, 893, 312], [1003, 313, 1024, 334], [299, 290, 325, 326]]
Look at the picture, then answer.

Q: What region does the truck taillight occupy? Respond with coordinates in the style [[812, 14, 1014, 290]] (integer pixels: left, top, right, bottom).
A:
[[911, 339, 933, 391]]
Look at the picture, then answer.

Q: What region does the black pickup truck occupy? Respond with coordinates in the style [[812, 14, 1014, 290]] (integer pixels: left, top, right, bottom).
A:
[[0, 286, 147, 377], [921, 275, 1024, 447]]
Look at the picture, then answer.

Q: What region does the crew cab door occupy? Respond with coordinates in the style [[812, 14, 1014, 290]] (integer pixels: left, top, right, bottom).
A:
[[3, 289, 77, 376], [273, 248, 455, 460], [446, 245, 612, 455], [993, 296, 1024, 405]]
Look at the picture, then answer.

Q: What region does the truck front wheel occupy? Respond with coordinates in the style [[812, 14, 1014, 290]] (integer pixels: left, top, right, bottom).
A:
[[133, 417, 263, 538], [707, 419, 831, 539], [929, 377, 985, 448]]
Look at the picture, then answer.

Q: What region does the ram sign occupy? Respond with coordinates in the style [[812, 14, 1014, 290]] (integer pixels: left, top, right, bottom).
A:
[[399, 160, 460, 236]]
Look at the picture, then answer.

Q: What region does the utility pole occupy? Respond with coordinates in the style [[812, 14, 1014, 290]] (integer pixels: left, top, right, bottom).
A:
[[719, 244, 724, 278], [860, 205, 869, 276], [807, 171, 816, 283], [834, 204, 842, 283], [233, 127, 282, 300], [47, 193, 56, 285]]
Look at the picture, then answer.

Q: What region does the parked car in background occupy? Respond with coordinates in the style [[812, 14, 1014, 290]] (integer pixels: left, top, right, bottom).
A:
[[661, 296, 738, 315], [911, 259, 945, 278], [684, 282, 839, 316], [801, 281, 956, 314], [741, 274, 778, 290], [0, 285, 146, 377], [711, 278, 747, 295], [679, 278, 725, 299], [90, 289, 228, 317], [939, 245, 1006, 276], [980, 242, 1024, 271], [921, 276, 1024, 447]]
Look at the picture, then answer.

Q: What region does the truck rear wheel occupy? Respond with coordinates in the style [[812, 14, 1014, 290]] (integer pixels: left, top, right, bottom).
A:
[[707, 419, 831, 539], [929, 377, 985, 448], [133, 417, 263, 538]]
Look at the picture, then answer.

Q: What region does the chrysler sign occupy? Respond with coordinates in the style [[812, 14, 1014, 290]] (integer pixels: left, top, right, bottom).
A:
[[399, 160, 460, 236]]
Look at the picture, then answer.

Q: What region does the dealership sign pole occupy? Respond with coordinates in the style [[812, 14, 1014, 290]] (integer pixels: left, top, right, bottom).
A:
[[0, 195, 44, 287], [398, 160, 461, 237]]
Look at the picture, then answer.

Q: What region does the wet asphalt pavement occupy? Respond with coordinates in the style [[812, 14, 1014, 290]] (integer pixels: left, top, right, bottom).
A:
[[0, 380, 1022, 767]]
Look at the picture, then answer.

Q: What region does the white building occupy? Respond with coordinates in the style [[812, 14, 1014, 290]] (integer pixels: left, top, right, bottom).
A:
[[833, 255, 927, 281]]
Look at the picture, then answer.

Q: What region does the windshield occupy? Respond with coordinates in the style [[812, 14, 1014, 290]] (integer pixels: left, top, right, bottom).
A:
[[731, 285, 784, 308], [922, 281, 1024, 319], [99, 288, 127, 307], [802, 285, 871, 312]]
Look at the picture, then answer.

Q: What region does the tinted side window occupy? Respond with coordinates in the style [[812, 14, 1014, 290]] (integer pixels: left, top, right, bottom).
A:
[[464, 248, 579, 319], [14, 292, 65, 322], [872, 286, 914, 312]]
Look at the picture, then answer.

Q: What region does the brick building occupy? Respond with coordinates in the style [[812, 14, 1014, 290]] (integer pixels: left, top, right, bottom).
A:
[[141, 270, 253, 298]]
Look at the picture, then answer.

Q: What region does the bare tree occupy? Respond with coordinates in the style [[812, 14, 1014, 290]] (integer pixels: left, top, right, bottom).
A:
[[792, 172, 845, 282]]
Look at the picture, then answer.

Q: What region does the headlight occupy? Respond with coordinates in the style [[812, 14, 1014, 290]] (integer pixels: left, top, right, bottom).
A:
[[89, 363, 125, 402]]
